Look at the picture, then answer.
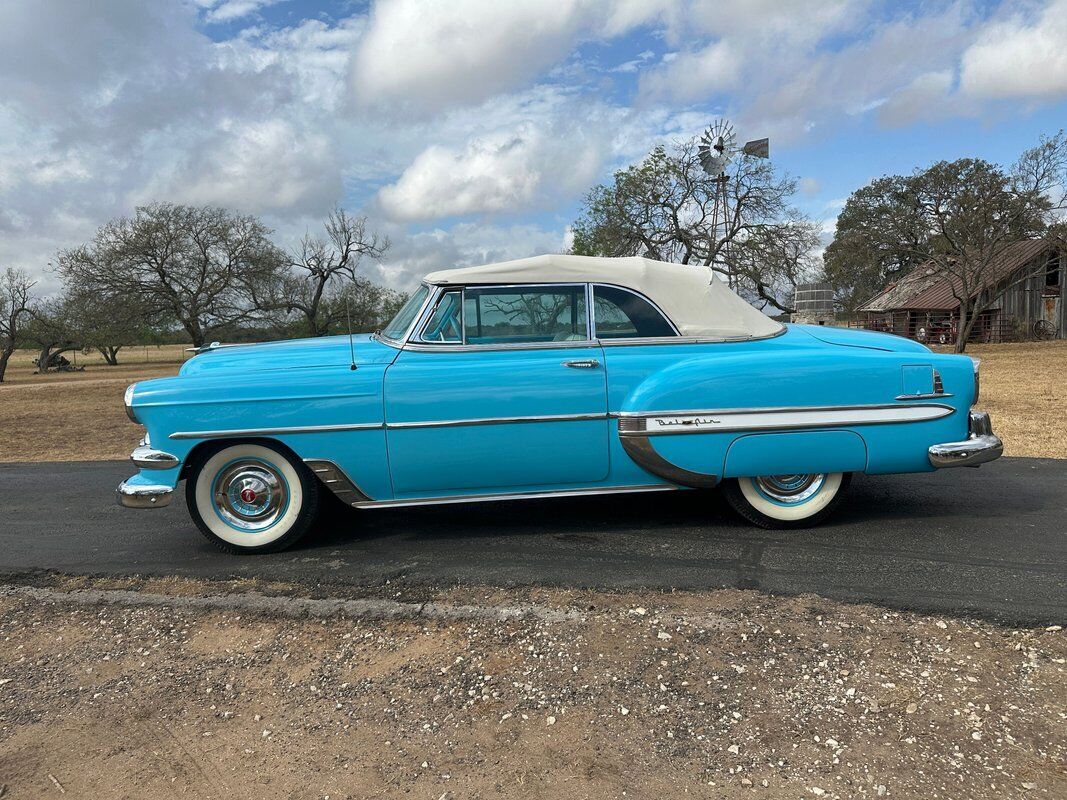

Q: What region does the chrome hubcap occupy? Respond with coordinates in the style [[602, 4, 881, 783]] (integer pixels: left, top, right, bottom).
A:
[[754, 473, 825, 504], [213, 460, 287, 531]]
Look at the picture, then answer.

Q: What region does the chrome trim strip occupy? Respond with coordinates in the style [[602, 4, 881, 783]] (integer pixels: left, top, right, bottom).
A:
[[614, 403, 955, 436], [387, 412, 608, 430], [895, 393, 954, 400], [131, 445, 180, 470], [116, 479, 174, 508], [928, 411, 1003, 468], [169, 422, 383, 440], [402, 339, 600, 353], [303, 459, 373, 502], [124, 384, 139, 423], [598, 326, 789, 346], [619, 437, 719, 489], [353, 484, 676, 509]]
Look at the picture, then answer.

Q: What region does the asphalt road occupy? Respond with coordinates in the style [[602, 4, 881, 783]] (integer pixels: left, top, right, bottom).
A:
[[0, 458, 1064, 625]]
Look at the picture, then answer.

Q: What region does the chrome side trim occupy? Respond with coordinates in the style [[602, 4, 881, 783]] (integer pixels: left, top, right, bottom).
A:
[[615, 403, 955, 436], [116, 479, 174, 508], [928, 411, 1003, 469], [598, 326, 789, 346], [169, 422, 383, 440], [387, 412, 608, 430], [352, 484, 676, 510], [895, 393, 954, 400], [618, 436, 719, 489], [131, 445, 180, 470], [402, 339, 599, 353], [304, 459, 373, 502]]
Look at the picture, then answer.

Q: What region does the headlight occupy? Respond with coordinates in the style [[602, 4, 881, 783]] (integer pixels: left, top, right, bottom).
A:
[[969, 357, 981, 405], [124, 383, 139, 423]]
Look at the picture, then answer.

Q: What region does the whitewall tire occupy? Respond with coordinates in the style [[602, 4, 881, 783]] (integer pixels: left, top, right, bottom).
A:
[[723, 472, 851, 529], [185, 442, 319, 554]]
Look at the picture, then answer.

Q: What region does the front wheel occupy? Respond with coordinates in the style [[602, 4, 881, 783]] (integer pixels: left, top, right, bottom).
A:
[[722, 472, 851, 529], [186, 441, 320, 554]]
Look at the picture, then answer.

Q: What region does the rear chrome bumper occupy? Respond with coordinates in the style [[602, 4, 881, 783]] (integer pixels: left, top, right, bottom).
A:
[[928, 411, 1003, 469], [117, 479, 174, 508]]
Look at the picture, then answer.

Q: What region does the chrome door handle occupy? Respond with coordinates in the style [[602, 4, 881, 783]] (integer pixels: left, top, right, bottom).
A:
[[562, 359, 600, 369]]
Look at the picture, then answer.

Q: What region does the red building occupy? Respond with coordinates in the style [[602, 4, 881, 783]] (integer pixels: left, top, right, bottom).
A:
[[858, 240, 1063, 343]]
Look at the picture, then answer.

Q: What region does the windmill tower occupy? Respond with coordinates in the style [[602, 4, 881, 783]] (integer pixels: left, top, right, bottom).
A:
[[697, 119, 769, 289]]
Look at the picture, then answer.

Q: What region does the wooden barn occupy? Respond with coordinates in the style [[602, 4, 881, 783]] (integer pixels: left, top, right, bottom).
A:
[[858, 240, 1064, 343]]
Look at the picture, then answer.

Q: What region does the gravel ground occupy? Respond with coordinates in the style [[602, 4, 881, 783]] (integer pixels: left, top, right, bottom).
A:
[[0, 579, 1063, 800]]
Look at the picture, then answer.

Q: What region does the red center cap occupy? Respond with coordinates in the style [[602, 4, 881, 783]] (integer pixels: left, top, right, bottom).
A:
[[240, 487, 258, 503]]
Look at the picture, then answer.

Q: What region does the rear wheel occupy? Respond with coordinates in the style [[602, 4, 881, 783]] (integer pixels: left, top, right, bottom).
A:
[[185, 442, 319, 554], [723, 472, 850, 529]]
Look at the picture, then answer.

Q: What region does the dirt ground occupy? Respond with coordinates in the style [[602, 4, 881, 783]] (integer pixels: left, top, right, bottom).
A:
[[0, 345, 186, 462], [0, 340, 1065, 462], [0, 579, 1062, 800]]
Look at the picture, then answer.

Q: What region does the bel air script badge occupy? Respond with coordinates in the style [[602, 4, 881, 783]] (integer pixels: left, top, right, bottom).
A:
[[653, 416, 722, 429]]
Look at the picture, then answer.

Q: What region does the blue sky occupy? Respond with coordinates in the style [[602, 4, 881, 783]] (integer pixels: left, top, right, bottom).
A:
[[2, 0, 1066, 291]]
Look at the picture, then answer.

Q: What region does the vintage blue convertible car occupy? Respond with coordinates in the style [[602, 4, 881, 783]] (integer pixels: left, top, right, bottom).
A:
[[119, 254, 1002, 553]]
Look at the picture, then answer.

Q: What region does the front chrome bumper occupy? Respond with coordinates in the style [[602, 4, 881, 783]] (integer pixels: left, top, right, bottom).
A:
[[928, 411, 1003, 469], [117, 479, 174, 508]]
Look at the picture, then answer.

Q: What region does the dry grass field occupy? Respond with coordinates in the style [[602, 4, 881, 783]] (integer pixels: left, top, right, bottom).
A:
[[0, 345, 188, 462], [0, 340, 1063, 463]]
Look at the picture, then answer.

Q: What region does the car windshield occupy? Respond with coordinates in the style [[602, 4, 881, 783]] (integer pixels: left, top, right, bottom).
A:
[[380, 284, 429, 340]]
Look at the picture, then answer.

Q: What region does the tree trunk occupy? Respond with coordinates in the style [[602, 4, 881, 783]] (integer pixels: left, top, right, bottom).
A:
[[184, 320, 205, 349], [0, 342, 14, 383], [96, 345, 121, 366], [954, 305, 974, 354]]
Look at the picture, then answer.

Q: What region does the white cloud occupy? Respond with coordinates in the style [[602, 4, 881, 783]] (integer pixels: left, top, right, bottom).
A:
[[377, 117, 605, 221], [350, 0, 666, 115], [877, 70, 958, 127], [371, 221, 571, 290], [960, 0, 1067, 100], [194, 0, 288, 24]]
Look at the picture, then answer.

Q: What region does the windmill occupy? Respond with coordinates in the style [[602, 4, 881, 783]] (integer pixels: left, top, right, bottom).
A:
[[697, 119, 769, 288]]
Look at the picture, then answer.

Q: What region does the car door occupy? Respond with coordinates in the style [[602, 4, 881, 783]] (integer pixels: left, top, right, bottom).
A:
[[383, 284, 609, 495]]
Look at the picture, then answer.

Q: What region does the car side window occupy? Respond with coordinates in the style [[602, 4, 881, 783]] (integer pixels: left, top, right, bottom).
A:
[[593, 285, 677, 339], [418, 290, 463, 343], [463, 286, 588, 344]]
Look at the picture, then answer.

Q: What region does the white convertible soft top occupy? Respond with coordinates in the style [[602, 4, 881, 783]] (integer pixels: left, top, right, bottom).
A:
[[424, 254, 783, 339]]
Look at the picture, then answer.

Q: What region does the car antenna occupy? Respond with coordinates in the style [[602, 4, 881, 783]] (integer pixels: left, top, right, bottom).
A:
[[345, 294, 357, 371]]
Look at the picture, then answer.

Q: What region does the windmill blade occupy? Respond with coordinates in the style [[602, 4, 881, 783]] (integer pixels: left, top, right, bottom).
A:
[[742, 138, 769, 158]]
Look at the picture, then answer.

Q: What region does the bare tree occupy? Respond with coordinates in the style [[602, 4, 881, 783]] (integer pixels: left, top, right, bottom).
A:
[[25, 297, 79, 374], [64, 285, 154, 365], [0, 268, 35, 382], [281, 208, 389, 337], [319, 277, 407, 335], [730, 215, 823, 314], [57, 203, 286, 348], [570, 138, 807, 311]]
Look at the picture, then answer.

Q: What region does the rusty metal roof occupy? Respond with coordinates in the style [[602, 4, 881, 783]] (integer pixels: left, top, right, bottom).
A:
[[859, 240, 1052, 312]]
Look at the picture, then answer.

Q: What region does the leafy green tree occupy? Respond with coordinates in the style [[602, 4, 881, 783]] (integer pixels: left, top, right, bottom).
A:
[[826, 131, 1067, 351]]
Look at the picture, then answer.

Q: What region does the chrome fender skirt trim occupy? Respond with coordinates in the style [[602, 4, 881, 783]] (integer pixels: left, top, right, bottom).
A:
[[117, 479, 174, 508], [616, 402, 954, 436], [928, 411, 1003, 468], [619, 436, 719, 489], [303, 459, 374, 502]]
